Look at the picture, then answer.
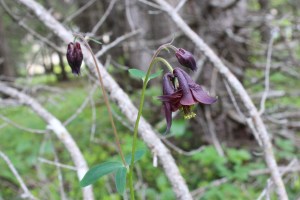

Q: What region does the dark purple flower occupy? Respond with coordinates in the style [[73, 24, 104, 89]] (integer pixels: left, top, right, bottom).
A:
[[66, 42, 83, 75], [158, 68, 217, 133], [175, 48, 197, 71]]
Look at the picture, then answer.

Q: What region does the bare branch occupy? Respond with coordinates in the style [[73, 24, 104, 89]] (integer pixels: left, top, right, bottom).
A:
[[63, 84, 97, 126], [175, 0, 188, 12], [63, 0, 96, 23], [12, 0, 193, 198], [0, 83, 94, 200], [95, 30, 141, 58], [91, 0, 117, 35], [204, 107, 224, 157], [38, 157, 77, 171], [259, 29, 276, 114], [153, 0, 288, 199], [0, 0, 63, 53], [0, 114, 47, 134], [0, 151, 37, 200]]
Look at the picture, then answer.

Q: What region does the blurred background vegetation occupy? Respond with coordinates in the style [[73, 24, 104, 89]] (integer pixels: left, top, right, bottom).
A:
[[1, 0, 300, 199]]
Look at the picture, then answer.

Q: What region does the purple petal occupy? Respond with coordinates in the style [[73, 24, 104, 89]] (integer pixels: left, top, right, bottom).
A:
[[162, 72, 175, 95], [174, 67, 195, 85], [190, 85, 217, 104], [173, 68, 196, 105], [163, 102, 172, 133]]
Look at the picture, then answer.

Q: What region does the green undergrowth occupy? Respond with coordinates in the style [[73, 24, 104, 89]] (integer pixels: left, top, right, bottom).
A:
[[1, 75, 300, 199]]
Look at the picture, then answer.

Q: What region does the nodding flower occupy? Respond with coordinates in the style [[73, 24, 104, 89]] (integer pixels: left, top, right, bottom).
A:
[[175, 48, 197, 71], [158, 68, 217, 133], [66, 42, 83, 75]]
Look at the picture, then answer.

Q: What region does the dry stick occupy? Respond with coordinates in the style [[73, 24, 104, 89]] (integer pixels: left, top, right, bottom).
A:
[[0, 114, 47, 134], [204, 107, 224, 157], [13, 0, 193, 198], [64, 0, 96, 23], [91, 0, 117, 35], [0, 151, 37, 200], [0, 84, 94, 200], [38, 157, 77, 171], [49, 137, 67, 200], [63, 84, 97, 126], [153, 0, 288, 199], [259, 30, 276, 115], [0, 0, 62, 53], [95, 30, 141, 58]]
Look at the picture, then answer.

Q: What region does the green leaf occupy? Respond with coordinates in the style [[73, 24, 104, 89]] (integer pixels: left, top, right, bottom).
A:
[[125, 149, 146, 165], [128, 69, 146, 80], [115, 167, 127, 194], [147, 70, 163, 83], [80, 161, 123, 187]]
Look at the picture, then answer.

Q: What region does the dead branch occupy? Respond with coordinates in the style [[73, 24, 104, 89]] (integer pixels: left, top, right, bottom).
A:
[[153, 0, 288, 199], [0, 151, 37, 200], [0, 83, 94, 200], [12, 0, 193, 199]]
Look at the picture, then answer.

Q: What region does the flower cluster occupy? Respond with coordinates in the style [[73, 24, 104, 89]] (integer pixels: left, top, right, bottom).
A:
[[158, 49, 217, 133]]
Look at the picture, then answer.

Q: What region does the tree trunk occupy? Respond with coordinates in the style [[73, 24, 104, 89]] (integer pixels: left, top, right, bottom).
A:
[[0, 17, 15, 78], [58, 52, 68, 81]]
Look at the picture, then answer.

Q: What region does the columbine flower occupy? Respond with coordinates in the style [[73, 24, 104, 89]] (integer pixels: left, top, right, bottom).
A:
[[175, 48, 197, 71], [66, 42, 83, 75], [158, 68, 217, 133]]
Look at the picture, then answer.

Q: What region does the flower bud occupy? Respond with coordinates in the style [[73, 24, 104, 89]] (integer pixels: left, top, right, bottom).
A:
[[66, 42, 83, 75], [175, 48, 197, 71]]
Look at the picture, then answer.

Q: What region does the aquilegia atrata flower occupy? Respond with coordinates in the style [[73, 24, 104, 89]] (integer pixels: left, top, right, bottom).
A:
[[175, 48, 197, 71], [66, 42, 83, 75], [158, 67, 217, 133]]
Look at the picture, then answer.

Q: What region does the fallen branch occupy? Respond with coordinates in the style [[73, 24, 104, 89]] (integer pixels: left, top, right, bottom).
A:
[[0, 151, 37, 200], [153, 0, 288, 199], [0, 84, 94, 200], [12, 0, 192, 199]]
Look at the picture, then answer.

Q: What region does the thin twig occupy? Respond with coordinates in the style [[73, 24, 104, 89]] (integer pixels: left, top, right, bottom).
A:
[[0, 84, 94, 200], [95, 30, 141, 58], [63, 84, 97, 126], [38, 157, 77, 171], [125, 0, 136, 30], [48, 137, 67, 200], [259, 29, 276, 115], [0, 151, 37, 200], [175, 0, 188, 12], [0, 114, 46, 134], [204, 107, 224, 157], [0, 0, 62, 53], [91, 0, 117, 35], [63, 0, 96, 23], [161, 138, 205, 156]]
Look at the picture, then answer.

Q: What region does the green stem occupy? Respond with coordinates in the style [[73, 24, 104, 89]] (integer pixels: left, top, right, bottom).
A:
[[128, 44, 174, 199], [73, 33, 126, 166]]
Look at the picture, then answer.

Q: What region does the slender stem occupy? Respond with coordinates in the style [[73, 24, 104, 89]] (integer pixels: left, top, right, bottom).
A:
[[128, 43, 174, 199], [73, 33, 126, 166]]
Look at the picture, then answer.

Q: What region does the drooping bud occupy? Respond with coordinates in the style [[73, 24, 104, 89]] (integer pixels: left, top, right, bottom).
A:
[[175, 48, 197, 71], [66, 42, 83, 75]]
